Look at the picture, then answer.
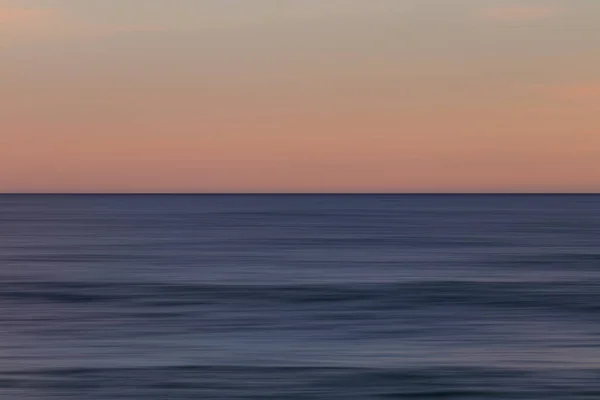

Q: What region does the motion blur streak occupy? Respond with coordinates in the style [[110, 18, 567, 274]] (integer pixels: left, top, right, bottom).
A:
[[1, 194, 599, 399]]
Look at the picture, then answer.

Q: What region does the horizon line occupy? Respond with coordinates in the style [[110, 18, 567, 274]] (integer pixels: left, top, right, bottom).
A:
[[1, 192, 600, 196]]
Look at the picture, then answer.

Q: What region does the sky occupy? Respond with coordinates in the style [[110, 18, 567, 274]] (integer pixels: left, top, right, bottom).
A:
[[1, 0, 599, 193]]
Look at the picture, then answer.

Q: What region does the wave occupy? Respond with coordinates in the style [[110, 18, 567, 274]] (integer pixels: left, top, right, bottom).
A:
[[0, 364, 598, 398], [1, 280, 598, 313]]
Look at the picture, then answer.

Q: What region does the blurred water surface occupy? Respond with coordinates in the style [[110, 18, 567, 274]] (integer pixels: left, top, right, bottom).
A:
[[1, 194, 599, 399]]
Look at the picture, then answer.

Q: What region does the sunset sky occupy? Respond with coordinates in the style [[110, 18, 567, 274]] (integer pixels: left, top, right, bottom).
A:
[[2, 0, 599, 192]]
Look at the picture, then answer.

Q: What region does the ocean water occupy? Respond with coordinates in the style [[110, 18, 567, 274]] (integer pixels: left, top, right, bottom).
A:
[[1, 194, 599, 399]]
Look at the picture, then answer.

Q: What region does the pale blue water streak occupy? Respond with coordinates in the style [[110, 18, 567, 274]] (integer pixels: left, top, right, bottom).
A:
[[0, 194, 599, 399]]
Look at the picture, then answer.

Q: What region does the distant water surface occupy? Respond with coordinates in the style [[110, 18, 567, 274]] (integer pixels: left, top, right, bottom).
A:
[[1, 194, 599, 399]]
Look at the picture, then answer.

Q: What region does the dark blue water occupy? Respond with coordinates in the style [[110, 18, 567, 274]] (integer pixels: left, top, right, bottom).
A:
[[1, 194, 599, 399]]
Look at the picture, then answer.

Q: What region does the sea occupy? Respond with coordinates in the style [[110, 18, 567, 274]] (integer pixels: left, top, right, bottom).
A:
[[0, 194, 599, 399]]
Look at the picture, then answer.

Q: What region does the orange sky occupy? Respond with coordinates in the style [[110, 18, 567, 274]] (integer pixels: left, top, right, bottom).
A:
[[2, 0, 599, 192]]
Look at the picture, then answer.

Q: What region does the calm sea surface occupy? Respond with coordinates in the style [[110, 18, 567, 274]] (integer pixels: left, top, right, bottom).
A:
[[1, 194, 599, 399]]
